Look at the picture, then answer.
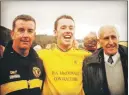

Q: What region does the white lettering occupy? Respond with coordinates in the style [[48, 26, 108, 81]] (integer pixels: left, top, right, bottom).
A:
[[9, 74, 21, 79]]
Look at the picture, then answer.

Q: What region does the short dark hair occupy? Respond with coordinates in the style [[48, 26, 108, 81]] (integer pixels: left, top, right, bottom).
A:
[[12, 14, 36, 31], [54, 15, 74, 30]]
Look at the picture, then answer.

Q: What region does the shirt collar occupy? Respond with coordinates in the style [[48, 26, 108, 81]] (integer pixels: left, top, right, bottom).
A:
[[104, 52, 120, 64]]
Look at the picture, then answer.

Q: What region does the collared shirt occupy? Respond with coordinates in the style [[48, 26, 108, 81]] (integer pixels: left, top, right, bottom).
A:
[[104, 52, 120, 66]]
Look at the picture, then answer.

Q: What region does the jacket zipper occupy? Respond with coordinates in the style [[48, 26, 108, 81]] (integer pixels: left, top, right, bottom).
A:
[[27, 80, 30, 89]]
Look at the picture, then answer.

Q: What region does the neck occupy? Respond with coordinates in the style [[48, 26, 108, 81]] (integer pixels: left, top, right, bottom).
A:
[[104, 51, 118, 57], [12, 45, 29, 57], [57, 44, 72, 52], [19, 49, 29, 57]]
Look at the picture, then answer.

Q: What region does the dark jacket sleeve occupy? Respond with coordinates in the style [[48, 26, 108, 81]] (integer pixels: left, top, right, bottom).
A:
[[83, 57, 104, 95]]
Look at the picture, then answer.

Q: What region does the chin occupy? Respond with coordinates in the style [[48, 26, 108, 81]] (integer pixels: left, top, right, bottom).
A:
[[108, 51, 117, 55], [64, 42, 72, 46], [21, 46, 30, 50]]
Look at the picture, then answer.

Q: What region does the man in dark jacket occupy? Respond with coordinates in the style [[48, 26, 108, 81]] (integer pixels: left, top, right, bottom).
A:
[[0, 14, 45, 95], [0, 26, 11, 58], [83, 25, 128, 95]]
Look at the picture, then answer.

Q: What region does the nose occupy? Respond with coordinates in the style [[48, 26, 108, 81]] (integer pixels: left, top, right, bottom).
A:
[[66, 27, 73, 33], [65, 31, 72, 35], [109, 37, 113, 44], [22, 31, 29, 37], [66, 26, 73, 31]]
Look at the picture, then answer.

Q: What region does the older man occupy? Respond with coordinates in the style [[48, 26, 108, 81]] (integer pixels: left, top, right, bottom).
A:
[[83, 32, 98, 52], [83, 25, 127, 95]]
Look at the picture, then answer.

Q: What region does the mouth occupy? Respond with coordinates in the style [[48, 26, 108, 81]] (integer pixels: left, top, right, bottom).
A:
[[107, 45, 116, 48], [63, 35, 72, 39], [21, 40, 30, 45], [107, 47, 116, 51], [106, 44, 117, 49], [22, 40, 29, 42]]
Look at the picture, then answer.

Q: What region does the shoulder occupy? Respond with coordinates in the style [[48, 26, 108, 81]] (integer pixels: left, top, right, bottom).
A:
[[83, 48, 103, 67], [37, 48, 55, 53], [37, 48, 56, 61], [37, 49, 49, 56], [0, 57, 7, 66], [73, 48, 92, 57], [119, 45, 127, 54]]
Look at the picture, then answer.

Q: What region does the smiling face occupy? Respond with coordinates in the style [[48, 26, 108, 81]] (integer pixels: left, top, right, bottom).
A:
[[12, 19, 36, 51], [55, 18, 75, 49], [99, 26, 119, 55], [84, 32, 98, 51]]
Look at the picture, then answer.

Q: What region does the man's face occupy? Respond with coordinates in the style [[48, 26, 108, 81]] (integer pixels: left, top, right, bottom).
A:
[[55, 18, 75, 47], [99, 28, 119, 55], [12, 20, 35, 50], [84, 36, 97, 51]]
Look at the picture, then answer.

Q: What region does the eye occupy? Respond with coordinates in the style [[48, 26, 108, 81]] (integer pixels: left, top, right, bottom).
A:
[[69, 26, 73, 30], [18, 28, 25, 33], [104, 36, 109, 40], [28, 29, 34, 33], [61, 26, 66, 29], [111, 35, 117, 39], [92, 40, 97, 44]]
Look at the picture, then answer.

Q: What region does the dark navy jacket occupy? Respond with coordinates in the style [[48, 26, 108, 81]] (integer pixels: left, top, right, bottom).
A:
[[0, 41, 45, 95]]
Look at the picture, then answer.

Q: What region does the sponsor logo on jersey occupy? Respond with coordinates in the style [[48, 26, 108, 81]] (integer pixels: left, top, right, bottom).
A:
[[9, 70, 21, 79]]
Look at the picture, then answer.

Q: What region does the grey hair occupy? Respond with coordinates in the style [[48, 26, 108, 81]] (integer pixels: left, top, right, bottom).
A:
[[98, 25, 119, 39]]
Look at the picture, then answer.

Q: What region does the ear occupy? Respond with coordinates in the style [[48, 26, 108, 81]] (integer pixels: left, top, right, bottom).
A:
[[98, 39, 103, 48], [34, 32, 36, 40], [10, 31, 14, 40], [98, 38, 101, 43], [54, 30, 57, 37], [117, 35, 119, 42], [96, 39, 99, 44]]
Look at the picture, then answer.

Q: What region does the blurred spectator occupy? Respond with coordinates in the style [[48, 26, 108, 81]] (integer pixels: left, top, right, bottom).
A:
[[83, 32, 98, 52], [0, 44, 5, 58], [33, 44, 42, 51], [73, 39, 79, 49], [45, 43, 56, 49], [32, 41, 42, 51], [0, 26, 11, 58]]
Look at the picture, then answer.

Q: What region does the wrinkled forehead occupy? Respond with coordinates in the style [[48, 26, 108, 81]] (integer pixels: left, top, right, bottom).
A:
[[99, 27, 118, 38], [15, 20, 36, 29]]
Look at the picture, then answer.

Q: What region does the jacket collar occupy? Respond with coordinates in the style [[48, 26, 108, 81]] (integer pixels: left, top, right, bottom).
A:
[[3, 40, 38, 60]]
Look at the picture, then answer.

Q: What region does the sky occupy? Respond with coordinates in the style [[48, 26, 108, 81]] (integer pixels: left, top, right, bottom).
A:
[[1, 1, 127, 41]]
